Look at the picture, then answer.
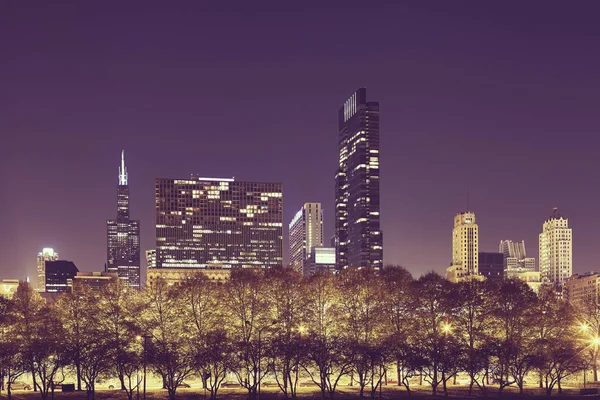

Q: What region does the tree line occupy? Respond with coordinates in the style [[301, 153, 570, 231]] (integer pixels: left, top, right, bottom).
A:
[[0, 266, 597, 400]]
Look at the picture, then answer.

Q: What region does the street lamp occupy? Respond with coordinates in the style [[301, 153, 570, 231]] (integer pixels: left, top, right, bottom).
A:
[[137, 334, 151, 400]]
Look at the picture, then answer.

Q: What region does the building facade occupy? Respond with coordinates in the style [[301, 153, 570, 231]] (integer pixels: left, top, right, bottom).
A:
[[155, 177, 283, 269], [146, 267, 231, 289], [289, 203, 323, 275], [539, 208, 572, 288], [107, 151, 141, 289], [564, 272, 600, 310], [45, 260, 79, 293], [37, 248, 58, 291], [335, 88, 382, 270], [446, 212, 480, 282], [74, 272, 119, 291], [303, 247, 336, 277], [499, 239, 535, 272], [478, 252, 504, 283]]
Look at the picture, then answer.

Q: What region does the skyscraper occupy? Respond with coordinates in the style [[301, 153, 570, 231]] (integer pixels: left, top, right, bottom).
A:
[[155, 176, 282, 268], [478, 252, 504, 283], [37, 247, 58, 291], [446, 212, 480, 282], [289, 203, 323, 274], [335, 88, 382, 270], [107, 151, 141, 289], [539, 208, 572, 288]]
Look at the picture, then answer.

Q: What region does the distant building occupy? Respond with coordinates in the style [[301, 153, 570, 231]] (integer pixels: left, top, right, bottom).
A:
[[478, 252, 504, 283], [45, 260, 79, 293], [107, 151, 141, 289], [564, 272, 600, 309], [539, 208, 572, 289], [335, 88, 382, 270], [289, 203, 323, 275], [446, 212, 481, 282], [499, 240, 535, 273], [155, 177, 283, 269], [74, 271, 119, 291], [303, 247, 336, 277], [146, 249, 157, 269], [146, 267, 230, 289], [0, 280, 19, 298], [37, 248, 58, 291]]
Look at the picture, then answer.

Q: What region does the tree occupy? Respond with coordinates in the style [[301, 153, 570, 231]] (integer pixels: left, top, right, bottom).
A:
[[225, 268, 273, 398], [301, 273, 352, 399], [28, 309, 70, 400], [98, 280, 143, 391], [412, 272, 458, 396], [379, 266, 415, 391], [9, 282, 46, 393], [489, 279, 538, 394], [143, 278, 195, 400], [455, 280, 494, 394], [263, 266, 307, 400], [338, 268, 386, 398]]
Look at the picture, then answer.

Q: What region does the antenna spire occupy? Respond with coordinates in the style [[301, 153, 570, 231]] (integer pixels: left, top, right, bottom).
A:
[[119, 150, 128, 185]]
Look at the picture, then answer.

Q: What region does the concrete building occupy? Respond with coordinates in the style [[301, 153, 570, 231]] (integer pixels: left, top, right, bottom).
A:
[[155, 177, 283, 269], [107, 151, 141, 289], [37, 248, 58, 291], [539, 208, 572, 289], [564, 272, 600, 310], [478, 252, 504, 283], [289, 203, 323, 275], [446, 212, 480, 282], [45, 260, 79, 293], [335, 88, 382, 270], [303, 247, 336, 277]]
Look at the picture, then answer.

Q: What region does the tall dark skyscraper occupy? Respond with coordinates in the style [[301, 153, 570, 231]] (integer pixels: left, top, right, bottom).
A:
[[155, 177, 283, 269], [335, 88, 382, 270], [107, 151, 141, 288]]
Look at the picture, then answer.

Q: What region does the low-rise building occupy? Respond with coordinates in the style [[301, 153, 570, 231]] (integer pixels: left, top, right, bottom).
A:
[[564, 272, 600, 309], [146, 267, 230, 289], [74, 272, 119, 291]]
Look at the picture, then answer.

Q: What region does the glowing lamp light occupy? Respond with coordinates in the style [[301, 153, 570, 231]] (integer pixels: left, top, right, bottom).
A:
[[442, 322, 452, 334], [593, 337, 600, 346], [580, 323, 590, 332]]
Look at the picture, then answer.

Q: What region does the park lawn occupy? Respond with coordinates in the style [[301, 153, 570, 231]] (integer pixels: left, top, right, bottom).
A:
[[0, 385, 587, 400]]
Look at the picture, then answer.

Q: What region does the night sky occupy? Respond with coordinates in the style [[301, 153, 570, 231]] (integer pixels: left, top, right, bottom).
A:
[[2, 2, 600, 281]]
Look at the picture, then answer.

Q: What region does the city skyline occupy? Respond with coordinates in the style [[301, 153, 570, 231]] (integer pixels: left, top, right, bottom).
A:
[[3, 2, 600, 280]]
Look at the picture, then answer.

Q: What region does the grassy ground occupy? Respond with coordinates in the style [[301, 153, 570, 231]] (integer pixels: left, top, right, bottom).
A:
[[0, 385, 592, 400]]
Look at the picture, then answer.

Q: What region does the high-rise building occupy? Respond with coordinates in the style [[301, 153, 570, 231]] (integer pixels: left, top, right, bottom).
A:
[[37, 248, 58, 291], [499, 240, 535, 272], [478, 252, 504, 283], [446, 212, 480, 282], [155, 176, 283, 269], [107, 151, 141, 289], [539, 208, 572, 288], [45, 260, 79, 293], [289, 203, 323, 274], [335, 88, 382, 270]]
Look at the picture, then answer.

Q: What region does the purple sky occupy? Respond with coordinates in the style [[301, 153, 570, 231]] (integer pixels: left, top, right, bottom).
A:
[[2, 1, 600, 281]]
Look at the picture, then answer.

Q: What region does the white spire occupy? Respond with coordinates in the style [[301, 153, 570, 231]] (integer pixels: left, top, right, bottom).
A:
[[119, 150, 128, 185]]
